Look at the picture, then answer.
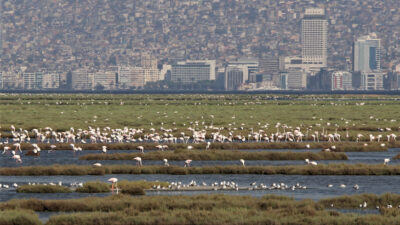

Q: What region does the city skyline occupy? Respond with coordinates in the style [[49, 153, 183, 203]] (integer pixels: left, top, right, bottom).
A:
[[0, 2, 400, 92]]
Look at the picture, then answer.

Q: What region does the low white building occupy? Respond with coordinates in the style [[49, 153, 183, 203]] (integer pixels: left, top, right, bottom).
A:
[[361, 72, 385, 90]]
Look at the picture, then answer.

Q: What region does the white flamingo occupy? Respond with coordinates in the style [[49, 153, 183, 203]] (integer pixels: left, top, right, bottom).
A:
[[136, 146, 144, 153], [304, 158, 317, 166], [184, 159, 192, 167], [163, 158, 169, 166], [12, 154, 22, 163], [102, 146, 107, 154], [49, 145, 56, 153], [384, 158, 390, 165], [2, 146, 10, 154], [133, 157, 142, 166]]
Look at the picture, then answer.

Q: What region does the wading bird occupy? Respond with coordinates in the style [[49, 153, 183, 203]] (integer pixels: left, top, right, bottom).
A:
[[240, 159, 245, 167], [108, 178, 118, 194], [184, 159, 192, 167], [163, 158, 169, 166], [136, 146, 144, 153], [133, 157, 142, 166], [304, 158, 317, 166], [384, 158, 390, 165]]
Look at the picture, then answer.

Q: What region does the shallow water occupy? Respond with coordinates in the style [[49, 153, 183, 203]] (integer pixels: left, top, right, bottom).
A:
[[1, 148, 400, 167], [2, 174, 400, 202]]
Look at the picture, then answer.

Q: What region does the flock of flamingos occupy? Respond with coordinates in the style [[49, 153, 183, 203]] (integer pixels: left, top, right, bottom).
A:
[[1, 119, 397, 167]]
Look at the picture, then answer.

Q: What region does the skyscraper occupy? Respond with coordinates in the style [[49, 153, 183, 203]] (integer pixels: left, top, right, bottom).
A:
[[225, 67, 244, 91], [301, 8, 328, 72], [353, 33, 381, 73]]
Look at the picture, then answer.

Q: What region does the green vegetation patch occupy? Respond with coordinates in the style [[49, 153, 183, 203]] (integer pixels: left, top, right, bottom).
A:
[[79, 150, 348, 161], [320, 193, 400, 209], [0, 210, 42, 225], [16, 185, 72, 193], [2, 164, 400, 176]]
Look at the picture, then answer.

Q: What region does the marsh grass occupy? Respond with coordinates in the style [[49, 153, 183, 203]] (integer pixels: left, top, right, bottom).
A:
[[0, 210, 42, 225], [75, 180, 169, 195], [75, 181, 110, 193], [79, 150, 348, 161], [10, 142, 390, 152], [320, 193, 400, 209], [2, 194, 400, 225], [2, 164, 400, 176], [16, 185, 72, 193]]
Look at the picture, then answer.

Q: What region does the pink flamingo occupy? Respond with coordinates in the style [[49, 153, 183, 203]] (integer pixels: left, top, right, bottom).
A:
[[108, 178, 118, 194]]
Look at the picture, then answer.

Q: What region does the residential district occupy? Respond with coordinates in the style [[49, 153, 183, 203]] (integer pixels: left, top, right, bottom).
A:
[[0, 0, 400, 91]]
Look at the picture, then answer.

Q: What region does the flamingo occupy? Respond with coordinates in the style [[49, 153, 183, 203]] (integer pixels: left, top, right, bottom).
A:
[[49, 145, 56, 153], [184, 159, 192, 167], [384, 158, 390, 165], [108, 178, 118, 194], [163, 158, 169, 166], [12, 154, 22, 163], [133, 157, 142, 166], [31, 145, 41, 157], [136, 146, 144, 153], [93, 163, 102, 167], [2, 146, 10, 154], [240, 159, 245, 167], [304, 159, 317, 166], [206, 142, 211, 150], [102, 146, 107, 154], [13, 143, 22, 153]]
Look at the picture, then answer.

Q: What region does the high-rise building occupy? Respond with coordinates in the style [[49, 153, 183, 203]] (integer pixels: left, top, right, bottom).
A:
[[301, 8, 328, 72], [35, 72, 43, 89], [42, 73, 60, 89], [331, 71, 353, 90], [286, 69, 307, 90], [23, 73, 36, 89], [71, 69, 91, 90], [280, 73, 288, 90], [2, 71, 17, 89], [259, 56, 279, 75], [144, 68, 160, 84], [227, 59, 258, 81], [94, 71, 117, 90], [353, 33, 381, 73], [118, 66, 146, 88], [259, 55, 280, 86], [225, 67, 244, 91], [171, 60, 216, 83]]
